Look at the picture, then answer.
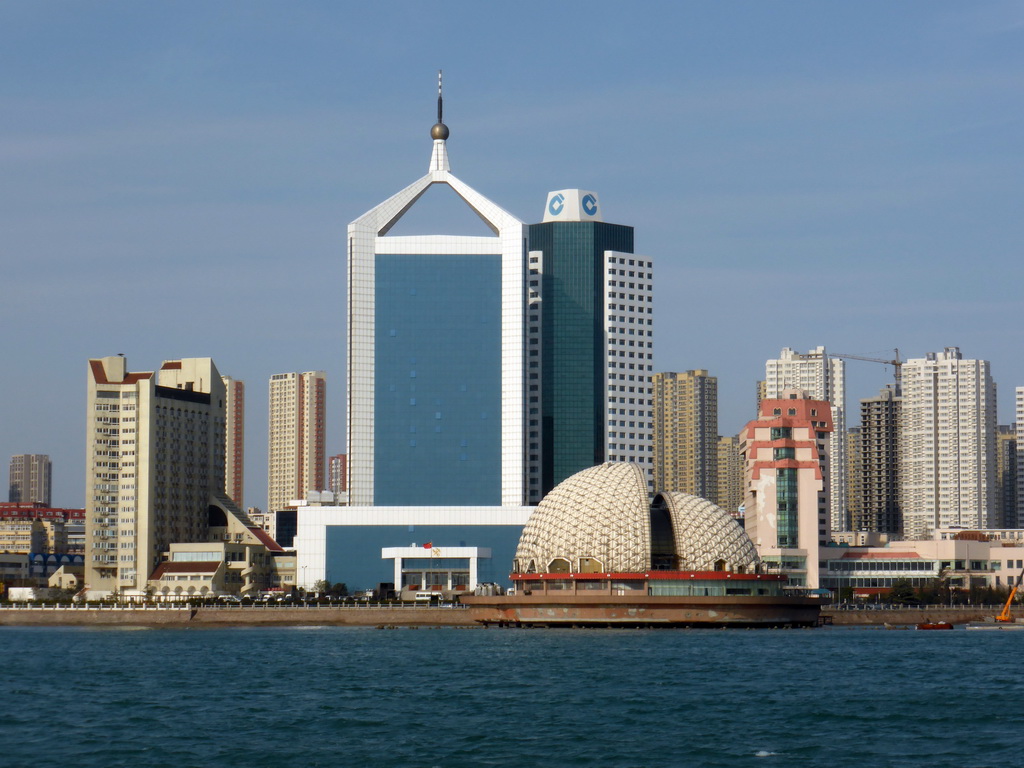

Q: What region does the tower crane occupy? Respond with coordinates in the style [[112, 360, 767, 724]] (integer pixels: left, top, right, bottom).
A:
[[827, 349, 902, 396]]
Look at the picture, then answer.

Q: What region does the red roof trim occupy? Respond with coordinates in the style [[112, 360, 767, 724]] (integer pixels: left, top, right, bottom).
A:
[[248, 526, 284, 552], [511, 571, 785, 582]]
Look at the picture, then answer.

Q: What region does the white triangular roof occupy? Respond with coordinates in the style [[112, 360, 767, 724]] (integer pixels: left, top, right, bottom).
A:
[[349, 140, 523, 236]]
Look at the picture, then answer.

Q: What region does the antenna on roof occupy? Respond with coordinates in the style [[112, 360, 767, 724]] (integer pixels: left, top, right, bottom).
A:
[[431, 70, 449, 141]]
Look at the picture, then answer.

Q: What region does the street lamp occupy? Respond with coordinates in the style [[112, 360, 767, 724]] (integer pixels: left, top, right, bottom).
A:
[[302, 565, 307, 590]]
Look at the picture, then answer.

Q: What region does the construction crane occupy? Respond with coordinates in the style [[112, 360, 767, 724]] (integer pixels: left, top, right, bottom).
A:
[[996, 564, 1024, 623], [827, 348, 902, 395]]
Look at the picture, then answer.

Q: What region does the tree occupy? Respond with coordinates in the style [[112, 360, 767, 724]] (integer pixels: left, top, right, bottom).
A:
[[330, 582, 349, 597], [887, 579, 918, 605], [312, 579, 331, 595]]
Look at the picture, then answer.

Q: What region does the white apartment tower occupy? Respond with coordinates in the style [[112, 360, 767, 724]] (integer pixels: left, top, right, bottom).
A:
[[899, 348, 996, 540], [765, 347, 846, 531], [268, 371, 326, 512], [222, 375, 245, 508], [85, 356, 226, 597]]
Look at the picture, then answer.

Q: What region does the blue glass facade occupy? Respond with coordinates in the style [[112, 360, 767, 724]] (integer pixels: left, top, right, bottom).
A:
[[324, 524, 523, 591], [374, 254, 502, 505]]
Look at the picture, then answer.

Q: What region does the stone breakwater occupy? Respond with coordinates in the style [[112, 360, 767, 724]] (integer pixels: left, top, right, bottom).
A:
[[0, 605, 478, 627]]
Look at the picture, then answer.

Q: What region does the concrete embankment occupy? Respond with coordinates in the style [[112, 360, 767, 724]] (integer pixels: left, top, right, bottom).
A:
[[823, 607, 996, 626], [0, 605, 477, 628], [0, 605, 1002, 628]]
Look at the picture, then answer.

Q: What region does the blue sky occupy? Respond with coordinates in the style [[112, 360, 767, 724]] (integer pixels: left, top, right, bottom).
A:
[[3, 2, 1023, 508]]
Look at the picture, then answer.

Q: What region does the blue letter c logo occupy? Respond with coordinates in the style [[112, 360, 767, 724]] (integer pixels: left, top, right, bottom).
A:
[[582, 194, 598, 216], [548, 193, 565, 216]]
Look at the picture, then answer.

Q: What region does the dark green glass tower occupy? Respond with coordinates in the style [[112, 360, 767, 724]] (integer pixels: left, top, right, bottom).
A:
[[528, 219, 634, 495]]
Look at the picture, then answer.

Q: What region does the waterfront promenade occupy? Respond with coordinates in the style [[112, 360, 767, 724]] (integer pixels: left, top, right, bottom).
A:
[[0, 602, 1005, 627]]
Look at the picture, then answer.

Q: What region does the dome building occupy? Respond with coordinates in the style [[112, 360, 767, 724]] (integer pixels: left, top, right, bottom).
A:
[[513, 463, 758, 575], [463, 463, 822, 628]]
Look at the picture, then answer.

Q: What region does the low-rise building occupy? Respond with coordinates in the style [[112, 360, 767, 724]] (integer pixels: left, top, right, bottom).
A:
[[820, 528, 1024, 598]]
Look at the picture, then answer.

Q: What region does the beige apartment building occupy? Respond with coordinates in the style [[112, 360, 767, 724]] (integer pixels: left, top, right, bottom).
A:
[[1017, 387, 1024, 529], [268, 371, 326, 513], [741, 390, 833, 588], [85, 356, 228, 598], [653, 370, 718, 502], [716, 435, 744, 515], [222, 375, 245, 508]]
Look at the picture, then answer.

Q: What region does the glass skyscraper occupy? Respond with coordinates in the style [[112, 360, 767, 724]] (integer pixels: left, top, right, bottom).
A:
[[526, 190, 654, 500], [346, 113, 527, 507]]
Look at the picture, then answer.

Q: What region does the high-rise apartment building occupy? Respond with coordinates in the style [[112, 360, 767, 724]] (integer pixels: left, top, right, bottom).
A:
[[268, 371, 326, 512], [846, 426, 862, 531], [740, 390, 833, 588], [652, 370, 716, 501], [899, 348, 996, 540], [85, 356, 227, 596], [346, 87, 526, 507], [765, 347, 846, 531], [1017, 388, 1024, 530], [328, 454, 347, 496], [9, 454, 51, 506], [222, 376, 245, 508], [527, 190, 654, 499], [995, 425, 1017, 529], [716, 435, 744, 515], [854, 385, 901, 535]]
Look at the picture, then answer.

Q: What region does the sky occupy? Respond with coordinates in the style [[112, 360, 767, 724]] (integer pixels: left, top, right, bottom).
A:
[[2, 1, 1023, 509]]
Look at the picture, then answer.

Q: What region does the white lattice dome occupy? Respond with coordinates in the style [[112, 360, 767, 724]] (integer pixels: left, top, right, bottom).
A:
[[514, 463, 650, 574], [655, 492, 759, 571], [513, 463, 760, 574]]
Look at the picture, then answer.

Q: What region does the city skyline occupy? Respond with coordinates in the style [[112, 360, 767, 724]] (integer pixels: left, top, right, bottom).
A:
[[3, 3, 1023, 506]]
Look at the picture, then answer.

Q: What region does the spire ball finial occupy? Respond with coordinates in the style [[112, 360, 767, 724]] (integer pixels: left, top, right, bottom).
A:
[[431, 69, 449, 140]]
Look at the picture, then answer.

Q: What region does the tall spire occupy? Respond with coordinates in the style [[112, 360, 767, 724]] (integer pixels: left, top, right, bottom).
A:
[[437, 70, 444, 125], [430, 69, 449, 141], [429, 69, 450, 173]]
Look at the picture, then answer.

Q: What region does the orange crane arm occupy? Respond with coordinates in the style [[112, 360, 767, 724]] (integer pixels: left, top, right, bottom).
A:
[[997, 566, 1024, 623]]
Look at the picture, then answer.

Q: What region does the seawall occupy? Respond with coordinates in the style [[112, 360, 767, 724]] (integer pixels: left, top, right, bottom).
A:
[[823, 606, 997, 625], [0, 605, 1003, 628], [0, 605, 477, 628]]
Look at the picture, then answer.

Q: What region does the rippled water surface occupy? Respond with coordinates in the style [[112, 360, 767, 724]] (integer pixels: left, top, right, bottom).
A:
[[2, 625, 1022, 767]]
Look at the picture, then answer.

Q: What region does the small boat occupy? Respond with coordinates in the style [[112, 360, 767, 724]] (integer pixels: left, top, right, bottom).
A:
[[917, 621, 954, 630]]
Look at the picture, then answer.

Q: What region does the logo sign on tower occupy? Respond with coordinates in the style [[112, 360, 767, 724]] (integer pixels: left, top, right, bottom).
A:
[[542, 189, 603, 223]]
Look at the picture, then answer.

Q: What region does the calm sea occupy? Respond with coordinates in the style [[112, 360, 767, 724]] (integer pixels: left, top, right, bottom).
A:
[[2, 625, 1021, 768]]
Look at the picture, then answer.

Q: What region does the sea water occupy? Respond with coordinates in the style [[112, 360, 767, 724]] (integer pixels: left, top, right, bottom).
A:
[[2, 625, 1021, 768]]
